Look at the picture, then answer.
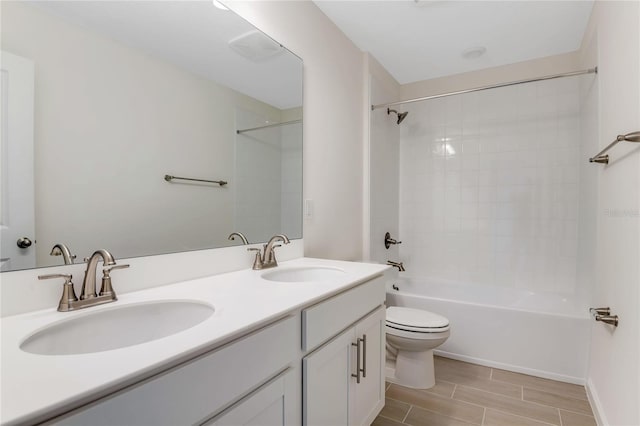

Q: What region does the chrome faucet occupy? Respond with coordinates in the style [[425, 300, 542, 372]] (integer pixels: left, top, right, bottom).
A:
[[39, 249, 129, 312], [248, 234, 290, 270], [50, 243, 76, 265], [228, 232, 249, 245], [387, 260, 405, 272], [264, 234, 290, 267], [82, 249, 116, 299]]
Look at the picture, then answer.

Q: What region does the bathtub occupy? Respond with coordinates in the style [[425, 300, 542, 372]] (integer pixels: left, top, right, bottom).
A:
[[386, 278, 591, 384]]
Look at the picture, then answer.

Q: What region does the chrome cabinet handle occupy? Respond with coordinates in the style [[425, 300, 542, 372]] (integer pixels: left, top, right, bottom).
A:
[[351, 339, 362, 384], [17, 237, 32, 249], [361, 334, 367, 378]]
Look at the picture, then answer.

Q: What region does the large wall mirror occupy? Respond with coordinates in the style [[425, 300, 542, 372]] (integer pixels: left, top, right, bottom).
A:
[[0, 1, 303, 272]]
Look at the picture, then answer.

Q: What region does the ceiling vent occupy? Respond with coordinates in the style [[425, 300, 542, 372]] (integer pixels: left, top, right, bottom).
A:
[[228, 30, 283, 62]]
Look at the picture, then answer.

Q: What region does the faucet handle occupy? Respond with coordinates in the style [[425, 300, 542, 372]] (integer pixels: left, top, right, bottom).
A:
[[247, 248, 264, 270], [99, 264, 128, 299], [265, 244, 282, 263], [39, 274, 79, 312], [38, 273, 72, 282], [104, 264, 130, 274]]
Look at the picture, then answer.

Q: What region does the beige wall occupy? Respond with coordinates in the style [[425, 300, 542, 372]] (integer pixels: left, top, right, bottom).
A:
[[579, 2, 640, 425], [227, 1, 366, 261]]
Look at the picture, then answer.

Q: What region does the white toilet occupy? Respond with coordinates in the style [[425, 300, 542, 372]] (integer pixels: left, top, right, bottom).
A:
[[385, 306, 450, 389]]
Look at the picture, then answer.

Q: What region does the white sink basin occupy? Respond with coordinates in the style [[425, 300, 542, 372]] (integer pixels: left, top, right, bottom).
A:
[[261, 266, 346, 283], [20, 300, 214, 355]]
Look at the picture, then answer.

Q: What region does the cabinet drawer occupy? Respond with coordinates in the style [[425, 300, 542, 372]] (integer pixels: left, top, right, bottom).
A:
[[302, 277, 384, 351], [204, 370, 294, 426], [50, 316, 297, 426]]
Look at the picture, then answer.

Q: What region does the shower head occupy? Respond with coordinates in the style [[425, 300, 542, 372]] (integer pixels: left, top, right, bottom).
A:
[[387, 108, 409, 125]]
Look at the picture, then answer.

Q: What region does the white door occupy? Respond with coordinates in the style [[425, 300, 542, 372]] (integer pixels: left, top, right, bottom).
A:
[[0, 51, 35, 271], [351, 306, 386, 426]]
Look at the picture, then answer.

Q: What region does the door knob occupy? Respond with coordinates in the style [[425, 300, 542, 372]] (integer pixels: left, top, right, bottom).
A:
[[17, 237, 33, 249]]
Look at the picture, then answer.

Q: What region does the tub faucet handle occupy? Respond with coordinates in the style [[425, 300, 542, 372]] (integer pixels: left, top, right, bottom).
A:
[[384, 232, 402, 249]]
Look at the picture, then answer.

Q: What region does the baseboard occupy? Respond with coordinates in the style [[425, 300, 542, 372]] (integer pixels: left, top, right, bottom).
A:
[[586, 377, 607, 426], [434, 350, 586, 385]]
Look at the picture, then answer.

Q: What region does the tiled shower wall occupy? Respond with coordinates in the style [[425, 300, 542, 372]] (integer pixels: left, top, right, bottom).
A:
[[399, 76, 595, 296]]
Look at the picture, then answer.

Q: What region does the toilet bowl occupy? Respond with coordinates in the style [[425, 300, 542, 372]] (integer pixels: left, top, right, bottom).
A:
[[385, 306, 450, 389]]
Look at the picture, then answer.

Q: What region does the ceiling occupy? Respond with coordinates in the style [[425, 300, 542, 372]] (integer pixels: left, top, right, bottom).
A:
[[314, 0, 594, 84], [29, 1, 302, 110]]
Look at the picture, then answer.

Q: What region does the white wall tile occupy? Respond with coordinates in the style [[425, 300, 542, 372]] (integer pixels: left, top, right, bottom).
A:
[[399, 76, 593, 298]]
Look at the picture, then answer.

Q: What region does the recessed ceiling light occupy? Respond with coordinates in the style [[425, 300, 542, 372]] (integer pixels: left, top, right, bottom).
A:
[[213, 1, 229, 11], [462, 46, 487, 60]]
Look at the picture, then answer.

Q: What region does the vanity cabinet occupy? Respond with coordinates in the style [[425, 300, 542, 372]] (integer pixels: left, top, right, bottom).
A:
[[48, 317, 297, 426], [37, 273, 386, 426], [303, 278, 386, 426]]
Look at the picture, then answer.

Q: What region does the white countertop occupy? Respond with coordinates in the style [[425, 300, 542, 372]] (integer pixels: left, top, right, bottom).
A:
[[1, 258, 389, 426]]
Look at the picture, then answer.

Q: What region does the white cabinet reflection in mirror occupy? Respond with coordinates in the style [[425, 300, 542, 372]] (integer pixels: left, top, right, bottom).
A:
[[0, 1, 302, 272]]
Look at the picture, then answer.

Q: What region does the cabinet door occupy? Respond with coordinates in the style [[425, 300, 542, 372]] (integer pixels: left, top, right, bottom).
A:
[[204, 371, 293, 426], [303, 328, 355, 426], [350, 306, 385, 426]]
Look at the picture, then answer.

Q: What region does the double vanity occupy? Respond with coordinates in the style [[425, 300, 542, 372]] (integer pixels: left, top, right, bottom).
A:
[[1, 257, 389, 425]]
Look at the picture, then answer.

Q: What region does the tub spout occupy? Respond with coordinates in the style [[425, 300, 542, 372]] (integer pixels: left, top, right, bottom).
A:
[[387, 260, 405, 272]]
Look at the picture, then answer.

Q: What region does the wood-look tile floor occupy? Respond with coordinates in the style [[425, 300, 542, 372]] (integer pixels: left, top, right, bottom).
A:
[[373, 356, 596, 426]]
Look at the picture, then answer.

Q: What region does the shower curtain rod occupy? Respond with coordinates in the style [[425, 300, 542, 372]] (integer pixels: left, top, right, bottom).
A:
[[371, 67, 598, 111], [236, 119, 302, 134]]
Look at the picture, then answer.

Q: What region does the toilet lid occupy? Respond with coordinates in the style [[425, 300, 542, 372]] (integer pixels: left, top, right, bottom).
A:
[[386, 306, 449, 330]]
